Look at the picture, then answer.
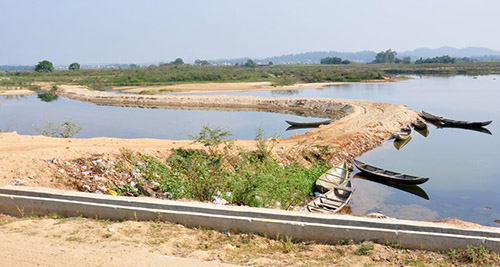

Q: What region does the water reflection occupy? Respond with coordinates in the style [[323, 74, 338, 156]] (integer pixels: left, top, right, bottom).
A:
[[354, 173, 429, 200], [270, 89, 299, 96]]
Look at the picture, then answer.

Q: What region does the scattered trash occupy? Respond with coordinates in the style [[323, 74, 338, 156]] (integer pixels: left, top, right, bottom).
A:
[[314, 191, 322, 197], [367, 212, 387, 219], [55, 155, 162, 198], [212, 195, 228, 205], [108, 227, 115, 232], [14, 178, 26, 186]]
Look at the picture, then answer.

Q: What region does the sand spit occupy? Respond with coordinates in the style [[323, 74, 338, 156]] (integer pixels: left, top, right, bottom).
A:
[[114, 80, 395, 94]]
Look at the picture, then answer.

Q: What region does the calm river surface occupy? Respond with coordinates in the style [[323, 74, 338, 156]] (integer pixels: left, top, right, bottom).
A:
[[220, 75, 500, 226], [1, 75, 499, 225]]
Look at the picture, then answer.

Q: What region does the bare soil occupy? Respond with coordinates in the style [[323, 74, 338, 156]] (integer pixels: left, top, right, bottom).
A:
[[114, 79, 395, 94], [0, 214, 498, 267]]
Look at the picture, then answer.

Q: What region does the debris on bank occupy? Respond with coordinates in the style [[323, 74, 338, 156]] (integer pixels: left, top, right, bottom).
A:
[[48, 156, 161, 198]]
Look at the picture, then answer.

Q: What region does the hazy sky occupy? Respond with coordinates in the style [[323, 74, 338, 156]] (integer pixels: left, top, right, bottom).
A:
[[1, 0, 499, 65]]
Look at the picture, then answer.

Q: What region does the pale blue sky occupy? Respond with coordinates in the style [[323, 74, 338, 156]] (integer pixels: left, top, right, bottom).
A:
[[1, 0, 499, 65]]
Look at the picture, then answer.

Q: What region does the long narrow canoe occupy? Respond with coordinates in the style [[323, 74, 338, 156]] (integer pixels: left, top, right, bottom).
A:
[[421, 111, 492, 127], [352, 159, 429, 185], [285, 119, 332, 128], [305, 162, 353, 213]]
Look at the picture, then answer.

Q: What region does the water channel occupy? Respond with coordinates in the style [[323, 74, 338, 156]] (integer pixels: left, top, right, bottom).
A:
[[1, 75, 499, 225]]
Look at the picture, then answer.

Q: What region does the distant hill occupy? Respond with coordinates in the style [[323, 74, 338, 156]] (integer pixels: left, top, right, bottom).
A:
[[398, 46, 500, 60], [210, 51, 377, 65], [210, 47, 500, 65]]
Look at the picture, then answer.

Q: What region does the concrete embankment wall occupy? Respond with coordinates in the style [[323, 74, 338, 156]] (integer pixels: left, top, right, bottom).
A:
[[1, 186, 499, 252]]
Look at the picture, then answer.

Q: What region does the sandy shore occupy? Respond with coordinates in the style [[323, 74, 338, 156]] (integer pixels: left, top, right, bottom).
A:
[[115, 79, 396, 94], [0, 89, 35, 95]]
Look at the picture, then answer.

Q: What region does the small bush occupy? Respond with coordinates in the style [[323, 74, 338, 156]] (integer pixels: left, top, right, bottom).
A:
[[354, 242, 374, 255]]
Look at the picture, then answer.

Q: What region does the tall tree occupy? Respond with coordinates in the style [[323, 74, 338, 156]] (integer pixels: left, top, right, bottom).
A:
[[68, 62, 80, 70], [171, 58, 184, 65], [35, 60, 54, 72], [373, 50, 397, 63]]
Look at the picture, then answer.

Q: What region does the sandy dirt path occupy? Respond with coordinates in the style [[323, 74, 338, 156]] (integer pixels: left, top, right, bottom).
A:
[[0, 227, 237, 267]]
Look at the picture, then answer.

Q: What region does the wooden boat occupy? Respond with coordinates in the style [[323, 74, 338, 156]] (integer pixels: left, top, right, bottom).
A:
[[354, 173, 429, 200], [352, 159, 429, 185], [315, 162, 349, 193], [305, 162, 354, 213], [421, 111, 492, 127], [412, 119, 428, 130], [392, 126, 412, 142], [285, 119, 332, 128]]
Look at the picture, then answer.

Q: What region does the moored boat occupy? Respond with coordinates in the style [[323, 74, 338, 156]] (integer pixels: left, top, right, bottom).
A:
[[352, 159, 429, 185], [421, 111, 492, 127], [305, 162, 353, 213], [315, 162, 349, 193], [285, 119, 332, 128], [412, 119, 428, 130], [392, 126, 412, 142]]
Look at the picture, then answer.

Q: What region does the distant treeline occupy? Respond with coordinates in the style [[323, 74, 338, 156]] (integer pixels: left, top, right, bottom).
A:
[[414, 55, 473, 64], [320, 57, 350, 65], [0, 65, 385, 90]]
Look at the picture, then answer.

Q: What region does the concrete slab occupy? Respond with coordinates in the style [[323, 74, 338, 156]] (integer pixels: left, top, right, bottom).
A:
[[1, 186, 499, 252]]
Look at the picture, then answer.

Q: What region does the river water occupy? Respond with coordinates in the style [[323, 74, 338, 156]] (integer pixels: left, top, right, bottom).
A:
[[219, 75, 500, 226], [1, 75, 499, 225]]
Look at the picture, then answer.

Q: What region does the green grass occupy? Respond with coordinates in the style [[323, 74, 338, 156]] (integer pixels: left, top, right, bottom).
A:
[[119, 147, 329, 209], [3, 62, 500, 91], [354, 242, 374, 255], [0, 64, 385, 89]]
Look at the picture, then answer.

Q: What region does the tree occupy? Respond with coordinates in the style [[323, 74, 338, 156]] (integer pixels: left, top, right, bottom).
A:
[[171, 58, 184, 65], [194, 59, 211, 66], [68, 62, 80, 70], [401, 56, 412, 64], [244, 59, 256, 68], [35, 60, 54, 72], [341, 59, 351, 64], [373, 49, 397, 63], [320, 57, 343, 64]]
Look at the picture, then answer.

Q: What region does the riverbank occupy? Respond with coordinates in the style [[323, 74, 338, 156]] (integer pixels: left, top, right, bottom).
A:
[[113, 79, 396, 94], [0, 89, 35, 95], [0, 84, 418, 188]]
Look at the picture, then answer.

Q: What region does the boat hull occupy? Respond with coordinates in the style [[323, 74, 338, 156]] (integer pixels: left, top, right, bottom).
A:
[[421, 111, 492, 127], [285, 119, 332, 127], [353, 159, 429, 185]]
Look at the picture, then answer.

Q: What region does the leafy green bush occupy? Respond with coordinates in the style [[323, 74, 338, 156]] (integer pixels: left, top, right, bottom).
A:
[[124, 147, 329, 209]]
